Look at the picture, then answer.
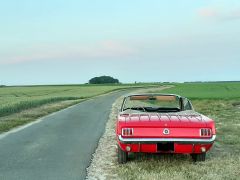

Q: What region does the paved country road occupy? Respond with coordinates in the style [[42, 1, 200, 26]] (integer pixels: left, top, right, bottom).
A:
[[0, 90, 129, 180]]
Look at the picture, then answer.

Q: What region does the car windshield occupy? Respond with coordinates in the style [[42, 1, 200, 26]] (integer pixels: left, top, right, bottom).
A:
[[122, 95, 180, 113]]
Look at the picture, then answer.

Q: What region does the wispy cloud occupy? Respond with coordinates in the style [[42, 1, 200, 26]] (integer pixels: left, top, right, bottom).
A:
[[198, 8, 219, 18], [0, 40, 138, 65], [198, 7, 240, 21]]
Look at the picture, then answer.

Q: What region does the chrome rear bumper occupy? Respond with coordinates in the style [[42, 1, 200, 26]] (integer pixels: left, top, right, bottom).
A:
[[118, 135, 216, 144]]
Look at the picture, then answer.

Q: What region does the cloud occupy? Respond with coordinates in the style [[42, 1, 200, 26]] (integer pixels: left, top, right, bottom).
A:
[[0, 40, 138, 65], [1, 34, 239, 70], [198, 7, 240, 21], [198, 8, 219, 18]]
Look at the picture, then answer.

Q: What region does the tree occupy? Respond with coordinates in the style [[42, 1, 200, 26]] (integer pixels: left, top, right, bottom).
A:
[[89, 76, 119, 84]]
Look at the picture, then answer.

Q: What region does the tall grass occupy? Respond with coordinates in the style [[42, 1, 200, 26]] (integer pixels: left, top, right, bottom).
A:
[[0, 97, 81, 117]]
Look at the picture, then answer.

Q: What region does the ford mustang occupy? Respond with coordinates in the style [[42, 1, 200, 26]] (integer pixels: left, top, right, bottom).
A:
[[116, 94, 216, 163]]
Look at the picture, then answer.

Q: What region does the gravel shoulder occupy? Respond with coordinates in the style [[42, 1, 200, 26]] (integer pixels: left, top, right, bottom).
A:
[[86, 86, 172, 179]]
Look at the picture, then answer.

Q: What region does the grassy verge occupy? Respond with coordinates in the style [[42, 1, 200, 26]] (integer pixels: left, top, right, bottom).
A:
[[87, 82, 240, 180], [0, 97, 81, 117], [0, 99, 83, 132]]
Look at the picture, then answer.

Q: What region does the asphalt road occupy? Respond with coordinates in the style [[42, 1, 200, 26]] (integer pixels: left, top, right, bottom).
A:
[[0, 90, 128, 180]]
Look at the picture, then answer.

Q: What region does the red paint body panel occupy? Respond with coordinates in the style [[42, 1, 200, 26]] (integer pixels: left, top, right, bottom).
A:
[[116, 113, 216, 153], [123, 127, 202, 138], [116, 94, 216, 155], [118, 141, 213, 154]]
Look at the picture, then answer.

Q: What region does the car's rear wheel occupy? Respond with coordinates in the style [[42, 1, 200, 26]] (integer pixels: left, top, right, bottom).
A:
[[191, 153, 206, 162], [118, 146, 128, 164]]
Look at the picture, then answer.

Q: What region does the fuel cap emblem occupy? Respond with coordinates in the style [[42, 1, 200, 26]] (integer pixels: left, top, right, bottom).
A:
[[163, 128, 170, 135]]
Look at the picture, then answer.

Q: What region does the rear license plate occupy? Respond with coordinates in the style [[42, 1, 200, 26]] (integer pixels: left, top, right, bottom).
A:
[[157, 142, 174, 152]]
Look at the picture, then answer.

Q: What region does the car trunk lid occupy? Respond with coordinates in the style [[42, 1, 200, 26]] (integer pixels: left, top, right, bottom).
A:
[[119, 112, 209, 138]]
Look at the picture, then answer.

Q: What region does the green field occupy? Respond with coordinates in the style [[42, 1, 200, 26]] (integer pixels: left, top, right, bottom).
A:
[[0, 84, 152, 132], [117, 82, 240, 180], [160, 82, 240, 99]]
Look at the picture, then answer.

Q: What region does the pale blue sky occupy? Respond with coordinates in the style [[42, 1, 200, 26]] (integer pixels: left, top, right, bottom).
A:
[[0, 0, 240, 85]]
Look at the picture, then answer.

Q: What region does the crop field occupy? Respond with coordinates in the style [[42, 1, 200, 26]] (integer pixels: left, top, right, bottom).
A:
[[160, 82, 240, 99], [0, 85, 135, 117], [87, 82, 240, 180], [0, 84, 148, 132]]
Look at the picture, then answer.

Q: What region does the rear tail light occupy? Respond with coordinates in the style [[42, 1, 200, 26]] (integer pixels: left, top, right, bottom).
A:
[[122, 128, 133, 136], [200, 128, 212, 137]]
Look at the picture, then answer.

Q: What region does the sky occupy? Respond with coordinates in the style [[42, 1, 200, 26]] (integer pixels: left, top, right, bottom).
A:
[[0, 0, 240, 85]]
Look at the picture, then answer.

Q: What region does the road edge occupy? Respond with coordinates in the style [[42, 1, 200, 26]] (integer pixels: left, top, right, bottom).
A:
[[86, 86, 173, 179]]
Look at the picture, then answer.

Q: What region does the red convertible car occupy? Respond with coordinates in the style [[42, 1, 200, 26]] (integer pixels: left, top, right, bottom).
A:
[[116, 94, 216, 163]]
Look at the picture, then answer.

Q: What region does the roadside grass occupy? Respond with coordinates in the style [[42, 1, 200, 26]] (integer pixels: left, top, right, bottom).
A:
[[0, 84, 155, 132], [87, 82, 240, 180], [0, 99, 83, 132], [0, 97, 80, 117]]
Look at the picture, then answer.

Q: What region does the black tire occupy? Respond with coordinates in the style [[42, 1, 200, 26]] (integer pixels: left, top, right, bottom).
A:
[[118, 146, 128, 164], [191, 153, 206, 162]]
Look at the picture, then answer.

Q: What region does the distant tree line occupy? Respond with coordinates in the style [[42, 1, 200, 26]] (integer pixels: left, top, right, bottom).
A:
[[89, 76, 119, 84]]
